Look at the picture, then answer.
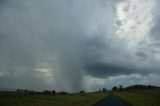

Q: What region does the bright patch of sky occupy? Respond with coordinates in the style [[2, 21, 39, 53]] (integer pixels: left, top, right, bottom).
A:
[[115, 0, 155, 49]]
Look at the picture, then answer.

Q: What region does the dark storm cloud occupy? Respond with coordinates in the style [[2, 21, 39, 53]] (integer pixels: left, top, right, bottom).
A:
[[83, 39, 153, 77], [0, 0, 160, 91], [84, 61, 155, 78], [135, 52, 147, 58], [85, 62, 132, 77]]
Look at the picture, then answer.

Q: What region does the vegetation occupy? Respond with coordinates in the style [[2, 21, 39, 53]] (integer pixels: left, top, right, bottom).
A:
[[116, 89, 160, 106], [1, 85, 159, 106], [0, 92, 108, 106], [102, 88, 107, 92], [97, 88, 108, 92], [79, 90, 85, 94], [119, 85, 123, 91], [112, 86, 118, 91]]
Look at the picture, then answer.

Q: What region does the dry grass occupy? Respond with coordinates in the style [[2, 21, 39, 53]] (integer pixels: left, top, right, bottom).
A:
[[116, 89, 160, 106], [0, 92, 108, 106]]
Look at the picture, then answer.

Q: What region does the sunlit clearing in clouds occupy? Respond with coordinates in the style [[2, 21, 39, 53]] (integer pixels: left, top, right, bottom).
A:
[[115, 0, 155, 48]]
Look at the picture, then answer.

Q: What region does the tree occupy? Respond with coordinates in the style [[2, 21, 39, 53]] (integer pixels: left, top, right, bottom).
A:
[[59, 91, 68, 95], [102, 88, 107, 92], [43, 90, 51, 95], [98, 89, 102, 92], [112, 86, 118, 91], [79, 90, 85, 94], [119, 85, 123, 90], [52, 90, 56, 95]]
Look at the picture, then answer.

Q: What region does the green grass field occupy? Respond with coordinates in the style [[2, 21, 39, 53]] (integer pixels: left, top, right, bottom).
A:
[[116, 89, 160, 106], [0, 92, 107, 106]]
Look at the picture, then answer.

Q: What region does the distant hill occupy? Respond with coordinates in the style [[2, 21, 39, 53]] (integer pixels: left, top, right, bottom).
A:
[[124, 84, 160, 90]]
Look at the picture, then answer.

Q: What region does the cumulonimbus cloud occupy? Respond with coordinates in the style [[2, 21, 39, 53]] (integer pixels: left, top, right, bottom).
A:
[[0, 0, 160, 91]]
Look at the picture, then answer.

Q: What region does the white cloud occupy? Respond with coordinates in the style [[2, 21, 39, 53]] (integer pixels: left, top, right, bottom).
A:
[[115, 0, 155, 48]]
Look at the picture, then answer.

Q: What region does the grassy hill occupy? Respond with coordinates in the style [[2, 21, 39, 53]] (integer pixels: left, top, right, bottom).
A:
[[116, 88, 160, 106]]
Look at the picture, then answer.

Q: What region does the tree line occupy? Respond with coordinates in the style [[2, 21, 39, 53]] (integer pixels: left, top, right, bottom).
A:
[[112, 84, 158, 91]]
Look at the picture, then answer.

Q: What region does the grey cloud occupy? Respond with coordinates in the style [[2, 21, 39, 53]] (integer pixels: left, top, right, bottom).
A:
[[0, 0, 110, 91], [150, 18, 160, 40], [135, 52, 147, 58], [85, 62, 133, 78], [150, 0, 160, 40], [84, 59, 154, 78], [0, 0, 160, 91]]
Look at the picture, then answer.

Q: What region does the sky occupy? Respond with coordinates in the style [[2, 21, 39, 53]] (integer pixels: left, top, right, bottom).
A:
[[0, 0, 160, 92]]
